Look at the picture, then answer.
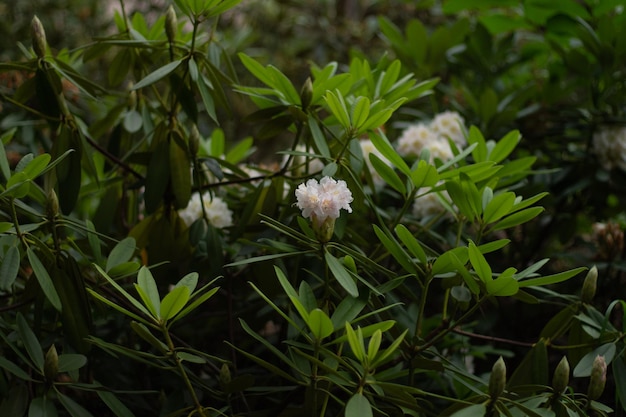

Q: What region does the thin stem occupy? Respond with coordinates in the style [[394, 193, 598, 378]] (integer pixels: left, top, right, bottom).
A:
[[414, 274, 433, 341], [161, 325, 207, 417]]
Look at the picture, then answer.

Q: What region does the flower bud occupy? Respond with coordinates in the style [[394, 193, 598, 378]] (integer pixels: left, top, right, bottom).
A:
[[313, 215, 335, 243], [128, 88, 137, 110], [552, 356, 570, 395], [587, 355, 607, 400], [488, 356, 506, 400], [300, 77, 313, 110], [46, 189, 59, 219], [219, 363, 231, 386], [44, 344, 59, 381], [31, 16, 48, 58], [189, 125, 200, 158], [581, 266, 598, 303], [165, 5, 177, 44]]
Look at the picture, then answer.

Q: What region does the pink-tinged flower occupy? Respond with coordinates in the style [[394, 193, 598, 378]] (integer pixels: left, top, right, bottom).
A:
[[295, 177, 353, 241]]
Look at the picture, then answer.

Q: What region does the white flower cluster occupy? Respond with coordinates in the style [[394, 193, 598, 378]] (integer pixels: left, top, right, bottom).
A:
[[295, 176, 353, 225], [592, 126, 626, 171], [412, 186, 453, 220], [178, 192, 233, 228], [359, 139, 392, 187], [397, 111, 466, 162]]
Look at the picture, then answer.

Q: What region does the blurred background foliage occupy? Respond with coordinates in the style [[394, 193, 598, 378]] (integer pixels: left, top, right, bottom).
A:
[[2, 0, 626, 415]]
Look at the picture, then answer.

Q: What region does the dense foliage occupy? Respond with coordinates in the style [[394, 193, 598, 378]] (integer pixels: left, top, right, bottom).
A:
[[1, 1, 626, 416]]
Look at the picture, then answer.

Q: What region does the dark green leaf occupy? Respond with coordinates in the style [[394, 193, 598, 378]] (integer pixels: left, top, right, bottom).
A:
[[345, 393, 373, 417], [27, 248, 62, 312], [16, 313, 44, 373], [132, 60, 182, 90], [0, 245, 20, 291]]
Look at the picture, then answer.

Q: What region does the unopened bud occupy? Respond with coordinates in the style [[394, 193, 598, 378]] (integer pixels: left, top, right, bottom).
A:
[[44, 344, 59, 381], [189, 125, 200, 157], [312, 215, 335, 243], [581, 266, 598, 303], [47, 189, 59, 219], [488, 356, 506, 400], [587, 355, 607, 400], [31, 16, 48, 58], [165, 5, 177, 44], [300, 77, 313, 110], [219, 363, 231, 386], [552, 356, 570, 395], [128, 88, 137, 110]]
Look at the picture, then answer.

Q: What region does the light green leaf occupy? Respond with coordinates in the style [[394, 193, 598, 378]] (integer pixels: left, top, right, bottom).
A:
[[345, 393, 373, 417], [518, 267, 586, 288], [395, 224, 427, 264], [369, 153, 405, 195], [491, 207, 544, 231], [172, 286, 220, 324], [345, 323, 365, 362], [308, 308, 334, 340], [160, 286, 190, 321], [324, 90, 351, 129], [136, 266, 160, 318], [468, 241, 492, 283], [351, 96, 370, 129]]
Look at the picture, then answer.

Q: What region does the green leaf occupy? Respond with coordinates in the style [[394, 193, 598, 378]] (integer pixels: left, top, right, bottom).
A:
[[175, 272, 198, 294], [345, 393, 373, 417], [369, 153, 405, 195], [56, 390, 95, 417], [489, 130, 520, 163], [0, 128, 16, 180], [169, 131, 192, 209], [0, 244, 20, 291], [324, 90, 351, 129], [160, 286, 190, 321], [136, 266, 160, 318], [0, 356, 33, 381], [97, 391, 136, 417], [395, 224, 427, 264], [491, 207, 544, 232], [448, 404, 487, 417], [29, 396, 58, 417], [16, 313, 44, 372], [27, 248, 62, 312], [105, 237, 136, 272], [92, 264, 152, 319], [325, 251, 359, 297], [468, 241, 492, 283], [485, 275, 519, 296], [21, 154, 51, 180], [132, 60, 182, 90], [483, 191, 516, 224], [508, 339, 549, 387], [308, 308, 334, 340], [58, 354, 87, 372], [351, 96, 370, 129], [345, 323, 365, 362], [410, 159, 439, 189], [518, 267, 586, 288], [172, 286, 220, 324], [573, 343, 616, 377]]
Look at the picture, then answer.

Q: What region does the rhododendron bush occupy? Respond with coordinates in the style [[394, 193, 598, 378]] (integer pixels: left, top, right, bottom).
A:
[[1, 1, 626, 416]]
